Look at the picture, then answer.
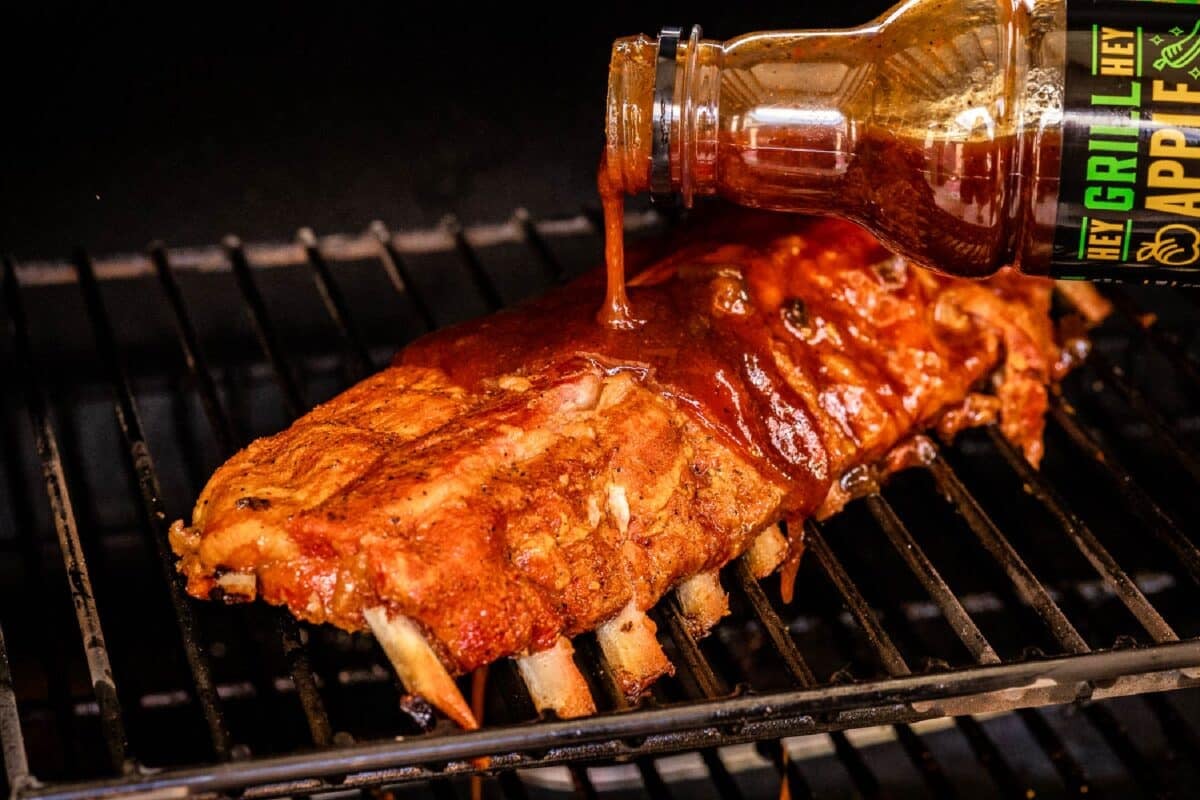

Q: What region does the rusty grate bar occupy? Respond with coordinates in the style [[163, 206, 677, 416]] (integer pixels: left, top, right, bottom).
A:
[[985, 426, 1178, 645], [299, 227, 374, 378], [444, 214, 503, 311], [370, 221, 438, 332], [0, 621, 31, 795], [157, 242, 335, 748], [1048, 397, 1200, 587], [225, 236, 307, 417], [513, 208, 568, 284], [71, 249, 233, 761], [1, 257, 130, 775]]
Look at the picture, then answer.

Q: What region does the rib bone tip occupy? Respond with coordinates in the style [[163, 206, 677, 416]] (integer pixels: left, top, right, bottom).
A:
[[363, 606, 478, 730], [515, 637, 597, 719]]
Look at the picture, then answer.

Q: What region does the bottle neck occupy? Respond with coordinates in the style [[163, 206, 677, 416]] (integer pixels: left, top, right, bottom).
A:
[[605, 28, 722, 206]]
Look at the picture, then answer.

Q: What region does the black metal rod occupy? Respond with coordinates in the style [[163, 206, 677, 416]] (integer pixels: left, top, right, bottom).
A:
[[729, 556, 882, 799], [157, 246, 335, 747], [930, 452, 1169, 797], [1049, 398, 1200, 587], [149, 244, 241, 454], [299, 228, 374, 378], [864, 493, 1001, 665], [18, 639, 1200, 800], [72, 249, 233, 760], [370, 221, 437, 332], [513, 208, 566, 283], [891, 724, 957, 800], [757, 740, 814, 800], [636, 758, 675, 799], [652, 599, 747, 799], [496, 771, 529, 800], [0, 621, 31, 795], [568, 765, 599, 800], [805, 522, 959, 798], [1, 418, 81, 767], [224, 236, 307, 417], [2, 257, 130, 775], [985, 426, 1179, 645], [731, 560, 817, 686], [805, 521, 908, 675], [950, 715, 1027, 800], [443, 214, 503, 311], [1086, 349, 1200, 486], [1015, 706, 1094, 797], [700, 749, 746, 800], [927, 454, 1089, 655], [1143, 692, 1200, 768], [1080, 703, 1168, 800]]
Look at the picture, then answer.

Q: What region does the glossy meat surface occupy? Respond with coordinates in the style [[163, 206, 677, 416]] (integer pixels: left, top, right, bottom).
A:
[[172, 215, 1063, 674]]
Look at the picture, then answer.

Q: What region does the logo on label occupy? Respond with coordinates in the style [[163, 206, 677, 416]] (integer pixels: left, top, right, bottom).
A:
[[1154, 20, 1200, 72], [1136, 222, 1200, 265]]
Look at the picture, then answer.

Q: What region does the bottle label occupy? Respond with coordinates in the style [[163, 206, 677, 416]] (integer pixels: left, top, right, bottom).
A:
[[1054, 0, 1200, 282]]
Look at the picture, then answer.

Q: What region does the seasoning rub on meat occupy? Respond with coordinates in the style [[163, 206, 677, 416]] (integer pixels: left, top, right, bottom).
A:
[[170, 213, 1106, 728]]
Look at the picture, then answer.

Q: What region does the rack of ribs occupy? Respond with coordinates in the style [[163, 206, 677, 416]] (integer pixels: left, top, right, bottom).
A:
[[170, 213, 1106, 728]]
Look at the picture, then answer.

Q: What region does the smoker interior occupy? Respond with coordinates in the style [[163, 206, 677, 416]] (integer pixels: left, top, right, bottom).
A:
[[4, 207, 1200, 799]]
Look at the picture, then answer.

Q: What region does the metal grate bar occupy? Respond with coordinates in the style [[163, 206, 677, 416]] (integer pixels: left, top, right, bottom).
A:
[[150, 245, 241, 454], [864, 493, 1001, 665], [926, 451, 1165, 798], [1, 258, 129, 774], [0, 621, 31, 795], [1, 418, 81, 768], [1102, 285, 1200, 389], [370, 221, 438, 332], [299, 228, 375, 378], [568, 766, 599, 800], [654, 600, 751, 800], [805, 522, 957, 798], [72, 250, 233, 760], [635, 759, 675, 799], [813, 516, 1037, 798], [20, 640, 1200, 800], [731, 559, 817, 685], [1049, 398, 1200, 587], [513, 208, 567, 284], [1081, 702, 1168, 800], [444, 214, 503, 311], [225, 237, 307, 417], [949, 716, 1026, 800], [985, 427, 1179, 645], [891, 724, 956, 799], [1143, 692, 1200, 768], [758, 740, 814, 800], [156, 246, 335, 747], [805, 521, 907, 675], [1085, 350, 1200, 486], [1016, 705, 1094, 797], [927, 453, 1089, 654], [729, 557, 883, 798], [496, 770, 529, 800]]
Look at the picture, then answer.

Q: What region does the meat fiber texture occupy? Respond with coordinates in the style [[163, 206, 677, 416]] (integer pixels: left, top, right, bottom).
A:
[[171, 214, 1074, 677]]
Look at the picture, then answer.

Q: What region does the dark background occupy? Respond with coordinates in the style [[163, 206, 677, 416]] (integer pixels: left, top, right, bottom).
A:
[[0, 3, 893, 259]]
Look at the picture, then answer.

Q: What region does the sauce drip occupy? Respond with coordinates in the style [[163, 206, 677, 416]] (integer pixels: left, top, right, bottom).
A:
[[596, 156, 643, 329]]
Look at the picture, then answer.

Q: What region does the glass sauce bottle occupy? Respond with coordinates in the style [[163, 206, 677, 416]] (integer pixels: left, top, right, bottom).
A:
[[602, 0, 1200, 293]]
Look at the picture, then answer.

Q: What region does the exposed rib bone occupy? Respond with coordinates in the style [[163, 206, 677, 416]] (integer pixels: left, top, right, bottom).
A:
[[514, 636, 597, 718], [596, 600, 673, 700], [675, 571, 729, 639], [744, 523, 789, 579], [363, 606, 478, 730]]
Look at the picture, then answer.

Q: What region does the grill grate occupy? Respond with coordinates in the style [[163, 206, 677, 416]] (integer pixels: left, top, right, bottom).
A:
[[4, 210, 1200, 799]]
